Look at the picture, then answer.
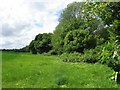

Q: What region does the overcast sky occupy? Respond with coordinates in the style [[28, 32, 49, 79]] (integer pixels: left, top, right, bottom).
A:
[[0, 0, 84, 49]]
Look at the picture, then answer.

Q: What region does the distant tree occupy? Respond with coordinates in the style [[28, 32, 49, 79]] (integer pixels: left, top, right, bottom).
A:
[[19, 45, 30, 52], [34, 33, 53, 54], [29, 40, 37, 54], [29, 33, 53, 54]]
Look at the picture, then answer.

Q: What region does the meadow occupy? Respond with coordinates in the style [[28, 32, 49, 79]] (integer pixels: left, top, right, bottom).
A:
[[2, 51, 120, 88]]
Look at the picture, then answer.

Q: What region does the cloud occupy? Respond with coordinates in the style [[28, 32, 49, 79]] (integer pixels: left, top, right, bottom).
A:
[[0, 0, 82, 49], [2, 23, 30, 36]]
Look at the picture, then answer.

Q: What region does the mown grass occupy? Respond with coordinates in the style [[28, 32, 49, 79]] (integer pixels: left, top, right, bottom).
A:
[[2, 51, 120, 88]]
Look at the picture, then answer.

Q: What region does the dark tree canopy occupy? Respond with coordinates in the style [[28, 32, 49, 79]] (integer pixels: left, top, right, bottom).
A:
[[29, 33, 53, 54], [52, 2, 102, 54]]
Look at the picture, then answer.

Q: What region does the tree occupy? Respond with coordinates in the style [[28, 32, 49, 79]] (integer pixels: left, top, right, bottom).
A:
[[19, 45, 30, 52], [52, 2, 100, 54], [29, 33, 53, 54], [29, 40, 37, 54], [34, 33, 53, 54], [52, 2, 86, 54]]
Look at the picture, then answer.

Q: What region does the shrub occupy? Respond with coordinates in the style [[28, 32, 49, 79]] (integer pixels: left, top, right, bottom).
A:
[[47, 50, 58, 55], [42, 50, 58, 56], [83, 49, 100, 63], [60, 52, 82, 62], [99, 41, 120, 72]]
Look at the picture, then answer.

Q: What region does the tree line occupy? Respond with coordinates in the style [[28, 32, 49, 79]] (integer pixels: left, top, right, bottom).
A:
[[3, 2, 119, 73], [27, 1, 120, 73]]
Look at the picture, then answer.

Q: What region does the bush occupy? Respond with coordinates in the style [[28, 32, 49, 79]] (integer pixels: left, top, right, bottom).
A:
[[43, 50, 58, 56], [60, 48, 101, 63], [99, 41, 120, 72], [60, 52, 82, 62], [47, 50, 58, 55], [82, 49, 100, 63]]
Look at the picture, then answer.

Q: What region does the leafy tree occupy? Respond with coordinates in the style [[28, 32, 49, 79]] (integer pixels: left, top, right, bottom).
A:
[[34, 33, 53, 54], [29, 40, 37, 54], [64, 30, 86, 53], [29, 33, 53, 54], [52, 2, 99, 54], [52, 2, 85, 54], [84, 1, 120, 72], [20, 45, 30, 52], [63, 29, 96, 53]]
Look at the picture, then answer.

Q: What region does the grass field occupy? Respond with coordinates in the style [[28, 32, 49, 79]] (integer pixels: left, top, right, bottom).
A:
[[2, 51, 120, 88]]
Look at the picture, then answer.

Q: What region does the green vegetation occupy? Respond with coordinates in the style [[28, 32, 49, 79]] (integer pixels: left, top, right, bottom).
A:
[[2, 1, 120, 88], [28, 1, 120, 74], [2, 52, 120, 88], [29, 33, 53, 54]]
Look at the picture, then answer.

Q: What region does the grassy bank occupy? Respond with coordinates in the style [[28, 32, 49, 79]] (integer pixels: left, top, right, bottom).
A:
[[2, 51, 120, 88]]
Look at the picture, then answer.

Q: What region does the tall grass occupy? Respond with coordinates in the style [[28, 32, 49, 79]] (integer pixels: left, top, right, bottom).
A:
[[2, 51, 120, 88]]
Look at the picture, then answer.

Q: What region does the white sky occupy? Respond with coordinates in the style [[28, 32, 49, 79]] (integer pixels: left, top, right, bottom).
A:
[[0, 0, 83, 49]]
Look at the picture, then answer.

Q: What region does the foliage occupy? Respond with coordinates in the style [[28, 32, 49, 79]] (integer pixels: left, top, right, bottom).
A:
[[43, 50, 58, 56], [60, 1, 120, 72], [19, 46, 30, 52], [100, 42, 112, 63], [47, 49, 58, 55], [108, 42, 120, 72], [101, 2, 120, 35], [29, 40, 37, 54], [2, 1, 120, 88], [82, 49, 100, 63], [60, 52, 82, 62], [95, 40, 120, 72], [64, 30, 97, 53], [52, 2, 85, 54], [29, 33, 53, 54], [28, 1, 120, 73], [64, 30, 87, 53], [52, 2, 99, 54]]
